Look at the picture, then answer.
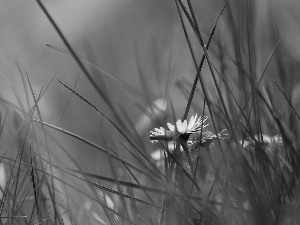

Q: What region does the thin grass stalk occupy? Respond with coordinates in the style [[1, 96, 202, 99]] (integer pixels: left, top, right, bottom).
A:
[[108, 144, 158, 205], [56, 80, 180, 185], [105, 144, 126, 225], [26, 73, 62, 225], [181, 0, 230, 122], [0, 155, 137, 225], [10, 118, 33, 225], [273, 80, 300, 121], [3, 154, 180, 214], [33, 119, 162, 185], [33, 121, 118, 225], [177, 0, 233, 129], [67, 169, 203, 201], [176, 0, 230, 170], [36, 0, 134, 139], [2, 90, 43, 224], [16, 63, 31, 114], [29, 144, 43, 223], [257, 38, 282, 86], [45, 43, 143, 100]]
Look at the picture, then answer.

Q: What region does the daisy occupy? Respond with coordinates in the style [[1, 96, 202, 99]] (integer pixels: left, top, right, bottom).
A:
[[150, 114, 208, 142]]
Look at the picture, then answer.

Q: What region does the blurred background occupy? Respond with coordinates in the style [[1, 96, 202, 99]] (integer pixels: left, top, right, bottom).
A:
[[1, 0, 300, 224]]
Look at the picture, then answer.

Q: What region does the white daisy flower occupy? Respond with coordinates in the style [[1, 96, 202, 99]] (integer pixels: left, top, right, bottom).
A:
[[150, 114, 208, 142]]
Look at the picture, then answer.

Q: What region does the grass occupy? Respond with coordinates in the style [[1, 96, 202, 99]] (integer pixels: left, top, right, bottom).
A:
[[1, 0, 300, 224]]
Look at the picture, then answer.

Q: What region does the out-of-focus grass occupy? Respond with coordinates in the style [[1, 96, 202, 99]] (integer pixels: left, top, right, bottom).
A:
[[1, 0, 300, 224]]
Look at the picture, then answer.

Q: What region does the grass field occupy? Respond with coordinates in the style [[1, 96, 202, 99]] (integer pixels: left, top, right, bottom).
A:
[[1, 0, 300, 224]]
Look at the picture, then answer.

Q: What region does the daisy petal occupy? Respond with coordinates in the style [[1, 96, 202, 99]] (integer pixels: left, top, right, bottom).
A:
[[167, 122, 175, 131], [176, 119, 183, 133], [181, 120, 188, 133], [187, 114, 197, 130]]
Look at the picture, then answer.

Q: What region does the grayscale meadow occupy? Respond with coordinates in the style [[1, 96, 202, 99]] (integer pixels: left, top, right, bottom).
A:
[[0, 0, 300, 224]]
